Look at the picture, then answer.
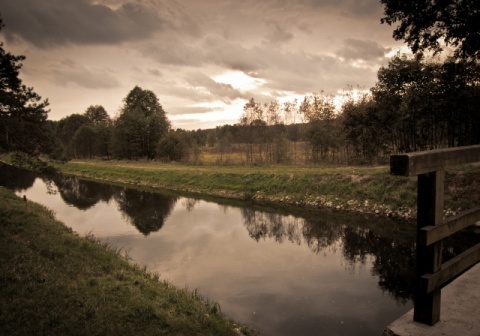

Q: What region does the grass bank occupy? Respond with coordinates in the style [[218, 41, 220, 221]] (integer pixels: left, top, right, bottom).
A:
[[0, 186, 255, 336], [51, 160, 480, 219]]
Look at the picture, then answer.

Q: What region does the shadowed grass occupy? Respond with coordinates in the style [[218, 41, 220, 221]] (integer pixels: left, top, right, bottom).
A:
[[0, 186, 255, 336]]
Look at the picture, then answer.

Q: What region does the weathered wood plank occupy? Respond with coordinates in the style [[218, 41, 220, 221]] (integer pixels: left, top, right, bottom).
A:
[[390, 145, 480, 326], [414, 171, 444, 325], [391, 144, 480, 176], [421, 244, 480, 294], [420, 207, 480, 246]]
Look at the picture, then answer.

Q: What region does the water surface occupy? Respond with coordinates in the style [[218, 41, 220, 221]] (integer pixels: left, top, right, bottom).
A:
[[1, 164, 416, 335]]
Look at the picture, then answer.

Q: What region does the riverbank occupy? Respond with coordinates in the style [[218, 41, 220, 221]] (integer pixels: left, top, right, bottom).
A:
[[50, 159, 480, 220], [0, 186, 255, 335]]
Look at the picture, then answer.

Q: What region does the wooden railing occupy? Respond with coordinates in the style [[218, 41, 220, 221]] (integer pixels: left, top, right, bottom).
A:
[[390, 144, 480, 326]]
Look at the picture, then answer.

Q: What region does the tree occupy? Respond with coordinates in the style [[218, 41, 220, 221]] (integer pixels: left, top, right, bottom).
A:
[[239, 98, 265, 163], [83, 105, 112, 158], [0, 17, 50, 155], [380, 0, 480, 61], [55, 114, 91, 158], [301, 93, 338, 162], [112, 86, 171, 159], [341, 93, 384, 163], [358, 54, 480, 159], [71, 124, 97, 158], [371, 54, 426, 152], [84, 105, 110, 125], [156, 132, 187, 162]]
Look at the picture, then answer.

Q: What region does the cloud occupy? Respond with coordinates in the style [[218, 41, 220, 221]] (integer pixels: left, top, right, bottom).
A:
[[144, 37, 204, 67], [185, 71, 250, 102], [48, 58, 121, 89], [0, 0, 165, 47], [294, 0, 382, 18], [337, 38, 388, 61], [158, 70, 249, 105], [263, 21, 294, 45], [0, 0, 405, 128]]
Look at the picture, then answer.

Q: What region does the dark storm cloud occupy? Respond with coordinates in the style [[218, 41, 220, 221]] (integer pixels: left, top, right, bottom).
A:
[[144, 33, 267, 72], [0, 0, 403, 126], [337, 39, 388, 61], [145, 38, 203, 67], [293, 0, 382, 17], [0, 0, 164, 47]]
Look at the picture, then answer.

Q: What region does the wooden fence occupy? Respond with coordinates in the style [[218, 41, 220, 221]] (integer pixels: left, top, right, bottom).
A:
[[390, 144, 480, 326]]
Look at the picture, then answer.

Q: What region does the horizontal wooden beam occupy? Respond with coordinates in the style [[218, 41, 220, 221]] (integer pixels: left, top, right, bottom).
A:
[[390, 145, 480, 176], [420, 207, 480, 246], [421, 243, 480, 294]]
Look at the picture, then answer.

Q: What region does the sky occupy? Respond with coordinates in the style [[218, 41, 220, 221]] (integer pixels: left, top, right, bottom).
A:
[[0, 0, 409, 130]]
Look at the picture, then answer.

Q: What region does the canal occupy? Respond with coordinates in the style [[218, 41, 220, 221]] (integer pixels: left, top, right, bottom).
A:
[[1, 164, 418, 335]]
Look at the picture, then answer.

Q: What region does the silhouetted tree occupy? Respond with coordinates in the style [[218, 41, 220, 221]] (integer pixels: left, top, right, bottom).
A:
[[84, 105, 111, 126], [380, 0, 480, 61], [55, 114, 91, 158], [112, 86, 170, 159], [0, 17, 50, 155]]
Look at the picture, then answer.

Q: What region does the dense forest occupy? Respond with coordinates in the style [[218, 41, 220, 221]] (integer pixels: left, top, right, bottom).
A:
[[39, 54, 479, 165]]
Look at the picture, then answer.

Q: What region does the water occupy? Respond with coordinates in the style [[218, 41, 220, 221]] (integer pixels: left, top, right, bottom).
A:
[[0, 164, 416, 335]]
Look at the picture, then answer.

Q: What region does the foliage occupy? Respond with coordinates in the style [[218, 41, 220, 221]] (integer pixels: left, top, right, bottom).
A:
[[0, 17, 50, 155], [380, 0, 480, 61], [370, 54, 480, 151], [238, 98, 294, 164], [299, 93, 342, 162], [53, 106, 113, 160], [156, 132, 188, 162], [71, 124, 97, 158], [341, 92, 384, 163], [84, 105, 111, 126], [112, 86, 171, 160], [55, 114, 91, 159]]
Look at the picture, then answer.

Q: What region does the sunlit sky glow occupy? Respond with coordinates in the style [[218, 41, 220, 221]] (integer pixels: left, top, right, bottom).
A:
[[0, 0, 410, 130]]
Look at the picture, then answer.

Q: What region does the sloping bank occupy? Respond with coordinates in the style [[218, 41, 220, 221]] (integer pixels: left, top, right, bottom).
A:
[[0, 186, 255, 336], [52, 160, 480, 220]]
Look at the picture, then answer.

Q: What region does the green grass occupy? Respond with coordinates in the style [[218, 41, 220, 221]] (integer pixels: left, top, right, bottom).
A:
[[51, 160, 421, 217], [48, 159, 480, 219], [0, 186, 255, 336]]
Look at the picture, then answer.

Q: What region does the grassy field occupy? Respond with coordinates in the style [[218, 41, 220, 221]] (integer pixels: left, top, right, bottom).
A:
[[0, 186, 255, 336], [50, 159, 480, 219]]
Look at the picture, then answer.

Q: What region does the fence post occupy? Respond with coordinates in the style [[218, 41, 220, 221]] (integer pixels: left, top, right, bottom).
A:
[[414, 170, 444, 325]]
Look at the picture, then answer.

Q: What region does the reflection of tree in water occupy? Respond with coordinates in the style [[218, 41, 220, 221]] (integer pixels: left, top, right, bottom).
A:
[[241, 208, 302, 245], [0, 163, 36, 190], [53, 175, 115, 210], [241, 208, 416, 303], [182, 198, 199, 212], [342, 226, 415, 303], [302, 218, 345, 254], [115, 189, 178, 236]]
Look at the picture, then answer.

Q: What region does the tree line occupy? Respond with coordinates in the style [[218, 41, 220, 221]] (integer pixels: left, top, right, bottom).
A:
[[1, 4, 479, 166], [205, 54, 479, 165], [3, 54, 480, 166], [50, 86, 172, 161]]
